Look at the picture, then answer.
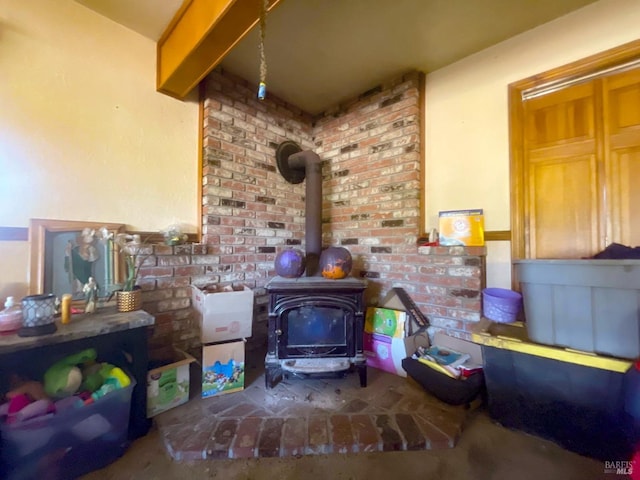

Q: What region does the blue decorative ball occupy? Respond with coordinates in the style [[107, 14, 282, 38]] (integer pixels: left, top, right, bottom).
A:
[[274, 249, 306, 278]]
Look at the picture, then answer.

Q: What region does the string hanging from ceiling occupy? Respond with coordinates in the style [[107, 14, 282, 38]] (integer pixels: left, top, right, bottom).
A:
[[257, 0, 268, 100]]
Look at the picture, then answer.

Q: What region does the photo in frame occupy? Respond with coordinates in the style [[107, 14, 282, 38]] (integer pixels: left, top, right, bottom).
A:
[[29, 219, 126, 301]]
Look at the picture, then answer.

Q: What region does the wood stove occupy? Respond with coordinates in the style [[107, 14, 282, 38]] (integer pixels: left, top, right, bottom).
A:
[[265, 276, 367, 388], [266, 141, 367, 388]]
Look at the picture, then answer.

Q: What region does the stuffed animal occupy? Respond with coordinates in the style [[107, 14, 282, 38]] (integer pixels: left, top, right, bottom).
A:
[[5, 379, 48, 401], [44, 348, 97, 398]]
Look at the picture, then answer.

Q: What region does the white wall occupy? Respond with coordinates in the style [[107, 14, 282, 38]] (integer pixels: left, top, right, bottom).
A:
[[0, 0, 199, 299], [424, 0, 640, 288]]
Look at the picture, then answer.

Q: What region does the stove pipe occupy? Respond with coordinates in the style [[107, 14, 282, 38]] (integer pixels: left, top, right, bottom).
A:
[[286, 150, 322, 276]]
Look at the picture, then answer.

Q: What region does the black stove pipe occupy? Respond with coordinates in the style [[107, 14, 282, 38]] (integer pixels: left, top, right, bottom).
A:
[[287, 150, 322, 276]]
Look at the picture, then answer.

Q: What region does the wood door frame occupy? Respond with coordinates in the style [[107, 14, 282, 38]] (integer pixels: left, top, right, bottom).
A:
[[509, 39, 640, 265]]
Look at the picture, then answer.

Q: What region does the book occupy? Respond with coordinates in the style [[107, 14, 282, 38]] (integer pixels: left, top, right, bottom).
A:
[[414, 355, 460, 379], [419, 345, 471, 368]]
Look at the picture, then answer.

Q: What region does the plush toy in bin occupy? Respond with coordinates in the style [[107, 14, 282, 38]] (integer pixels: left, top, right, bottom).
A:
[[1, 348, 132, 429], [44, 348, 98, 398]]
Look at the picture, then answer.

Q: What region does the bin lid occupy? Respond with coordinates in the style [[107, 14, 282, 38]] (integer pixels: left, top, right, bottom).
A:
[[470, 318, 632, 373]]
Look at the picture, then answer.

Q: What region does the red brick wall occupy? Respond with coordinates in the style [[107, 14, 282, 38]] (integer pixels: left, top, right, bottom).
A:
[[137, 244, 208, 352], [312, 72, 423, 305], [144, 68, 486, 351]]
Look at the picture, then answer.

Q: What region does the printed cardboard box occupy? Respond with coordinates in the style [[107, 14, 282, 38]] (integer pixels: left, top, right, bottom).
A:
[[380, 288, 431, 355], [363, 332, 407, 377], [191, 284, 254, 343], [202, 340, 245, 398], [147, 348, 196, 418], [364, 307, 407, 338], [438, 209, 485, 246]]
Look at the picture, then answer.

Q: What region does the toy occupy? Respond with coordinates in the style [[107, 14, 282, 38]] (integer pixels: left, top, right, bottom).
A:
[[6, 379, 48, 401], [12, 398, 54, 423], [6, 394, 30, 419], [44, 348, 97, 398], [90, 367, 130, 401], [80, 362, 115, 393]]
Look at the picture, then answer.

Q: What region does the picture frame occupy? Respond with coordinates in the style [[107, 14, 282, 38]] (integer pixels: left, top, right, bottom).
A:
[[29, 219, 126, 301]]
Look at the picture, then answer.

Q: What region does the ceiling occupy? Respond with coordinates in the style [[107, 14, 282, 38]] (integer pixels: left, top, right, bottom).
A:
[[76, 0, 598, 115]]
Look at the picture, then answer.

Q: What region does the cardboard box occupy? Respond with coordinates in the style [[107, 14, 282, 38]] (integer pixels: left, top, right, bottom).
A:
[[381, 288, 429, 331], [191, 284, 254, 343], [147, 348, 196, 418], [202, 340, 245, 398], [433, 331, 483, 365], [380, 288, 431, 355], [364, 307, 407, 338], [363, 332, 407, 377], [438, 209, 485, 246]]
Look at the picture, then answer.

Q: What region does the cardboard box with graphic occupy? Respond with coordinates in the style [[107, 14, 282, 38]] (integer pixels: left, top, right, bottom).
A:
[[380, 288, 431, 355], [364, 307, 407, 338], [202, 340, 245, 398], [147, 348, 196, 418], [363, 332, 407, 377], [438, 209, 485, 246], [191, 284, 254, 343]]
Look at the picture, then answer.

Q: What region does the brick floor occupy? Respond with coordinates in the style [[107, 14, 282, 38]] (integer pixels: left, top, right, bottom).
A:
[[154, 346, 470, 460]]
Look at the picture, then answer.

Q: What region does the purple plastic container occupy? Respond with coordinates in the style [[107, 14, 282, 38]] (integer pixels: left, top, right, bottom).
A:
[[482, 288, 522, 323]]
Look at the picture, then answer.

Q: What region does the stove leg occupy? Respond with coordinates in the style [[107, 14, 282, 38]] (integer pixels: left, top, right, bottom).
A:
[[356, 363, 367, 387], [265, 363, 283, 389]]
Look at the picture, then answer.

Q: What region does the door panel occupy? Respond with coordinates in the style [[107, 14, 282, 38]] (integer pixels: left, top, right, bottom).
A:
[[608, 148, 640, 246], [529, 155, 598, 258], [525, 82, 594, 147], [524, 82, 601, 258]]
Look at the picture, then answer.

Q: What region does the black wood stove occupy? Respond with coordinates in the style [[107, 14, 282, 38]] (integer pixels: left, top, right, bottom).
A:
[[265, 276, 367, 388], [266, 141, 368, 388]]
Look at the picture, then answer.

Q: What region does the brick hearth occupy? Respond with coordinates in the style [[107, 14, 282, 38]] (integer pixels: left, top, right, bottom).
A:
[[153, 345, 468, 460]]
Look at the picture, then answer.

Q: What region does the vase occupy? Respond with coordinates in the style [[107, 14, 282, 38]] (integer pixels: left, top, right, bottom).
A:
[[116, 287, 142, 312]]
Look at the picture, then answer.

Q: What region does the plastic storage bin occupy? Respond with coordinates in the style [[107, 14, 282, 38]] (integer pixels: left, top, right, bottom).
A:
[[514, 259, 640, 359], [471, 319, 638, 461], [0, 380, 135, 480]]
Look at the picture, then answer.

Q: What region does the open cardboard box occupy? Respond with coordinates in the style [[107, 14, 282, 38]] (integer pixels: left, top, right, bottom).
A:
[[191, 284, 254, 343], [402, 332, 485, 405], [146, 348, 196, 418]]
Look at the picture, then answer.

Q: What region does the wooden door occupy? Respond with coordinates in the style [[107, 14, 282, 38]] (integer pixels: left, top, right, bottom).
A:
[[510, 41, 640, 280], [603, 68, 640, 247], [522, 81, 604, 258]]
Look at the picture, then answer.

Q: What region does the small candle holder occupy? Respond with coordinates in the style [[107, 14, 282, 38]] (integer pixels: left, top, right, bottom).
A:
[[18, 293, 57, 337]]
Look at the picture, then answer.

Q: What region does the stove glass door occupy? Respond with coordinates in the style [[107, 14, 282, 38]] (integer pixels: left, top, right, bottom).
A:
[[281, 304, 352, 358]]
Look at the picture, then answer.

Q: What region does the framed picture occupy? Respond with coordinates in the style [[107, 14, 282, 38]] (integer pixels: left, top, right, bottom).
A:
[[29, 219, 126, 300]]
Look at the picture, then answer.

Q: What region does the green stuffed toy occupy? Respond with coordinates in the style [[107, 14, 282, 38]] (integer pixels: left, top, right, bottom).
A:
[[44, 348, 97, 398]]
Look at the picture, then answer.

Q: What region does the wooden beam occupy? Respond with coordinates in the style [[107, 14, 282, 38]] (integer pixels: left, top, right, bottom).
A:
[[157, 0, 282, 99]]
